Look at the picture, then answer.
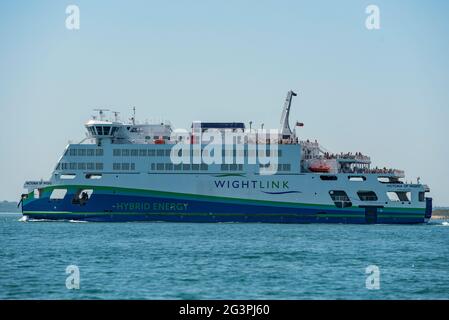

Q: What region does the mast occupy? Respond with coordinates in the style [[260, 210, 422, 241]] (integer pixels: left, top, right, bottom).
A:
[[131, 107, 136, 125], [93, 108, 110, 121], [279, 90, 297, 138]]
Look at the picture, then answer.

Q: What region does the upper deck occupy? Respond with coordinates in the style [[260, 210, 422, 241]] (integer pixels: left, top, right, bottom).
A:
[[73, 91, 405, 178]]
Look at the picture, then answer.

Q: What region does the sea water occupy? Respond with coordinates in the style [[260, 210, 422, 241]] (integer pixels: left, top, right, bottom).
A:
[[1, 213, 449, 299]]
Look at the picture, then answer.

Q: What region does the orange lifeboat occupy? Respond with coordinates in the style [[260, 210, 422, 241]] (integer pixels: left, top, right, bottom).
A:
[[309, 161, 331, 173]]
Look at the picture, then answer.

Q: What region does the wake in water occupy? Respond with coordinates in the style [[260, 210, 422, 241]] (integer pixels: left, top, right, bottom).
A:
[[17, 215, 87, 223], [428, 219, 449, 226], [18, 215, 28, 222]]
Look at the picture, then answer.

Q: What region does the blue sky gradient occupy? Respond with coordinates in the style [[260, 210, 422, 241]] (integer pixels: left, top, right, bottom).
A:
[[1, 0, 448, 204]]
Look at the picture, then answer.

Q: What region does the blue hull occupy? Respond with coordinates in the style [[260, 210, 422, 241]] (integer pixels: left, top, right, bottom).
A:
[[22, 191, 428, 224]]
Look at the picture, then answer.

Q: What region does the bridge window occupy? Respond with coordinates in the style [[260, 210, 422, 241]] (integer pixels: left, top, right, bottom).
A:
[[87, 127, 94, 135], [357, 191, 378, 201], [96, 126, 103, 135], [110, 127, 118, 136]]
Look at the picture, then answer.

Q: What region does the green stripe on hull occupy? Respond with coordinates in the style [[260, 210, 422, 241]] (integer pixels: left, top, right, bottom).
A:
[[23, 211, 423, 219], [22, 211, 364, 219]]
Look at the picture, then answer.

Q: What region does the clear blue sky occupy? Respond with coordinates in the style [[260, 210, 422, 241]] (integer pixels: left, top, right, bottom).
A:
[[1, 0, 448, 205]]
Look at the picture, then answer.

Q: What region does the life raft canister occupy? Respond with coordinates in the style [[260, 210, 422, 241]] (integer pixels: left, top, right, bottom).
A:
[[154, 136, 165, 144]]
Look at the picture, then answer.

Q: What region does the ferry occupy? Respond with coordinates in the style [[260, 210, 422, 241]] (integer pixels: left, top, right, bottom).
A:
[[20, 91, 433, 223]]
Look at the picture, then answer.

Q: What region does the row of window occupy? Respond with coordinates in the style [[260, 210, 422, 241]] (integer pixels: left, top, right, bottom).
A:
[[56, 162, 291, 173], [65, 147, 283, 158], [113, 148, 283, 157], [114, 149, 171, 157], [113, 163, 136, 171], [320, 175, 407, 184], [58, 163, 104, 171], [67, 149, 104, 157], [150, 163, 209, 171], [147, 163, 292, 172], [328, 190, 418, 208]]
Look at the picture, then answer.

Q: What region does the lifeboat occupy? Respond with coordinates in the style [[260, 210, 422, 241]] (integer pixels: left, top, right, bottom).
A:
[[154, 138, 165, 144], [309, 161, 331, 173]]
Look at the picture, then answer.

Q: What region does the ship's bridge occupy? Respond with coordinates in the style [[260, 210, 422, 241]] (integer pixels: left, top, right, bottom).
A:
[[85, 119, 122, 138]]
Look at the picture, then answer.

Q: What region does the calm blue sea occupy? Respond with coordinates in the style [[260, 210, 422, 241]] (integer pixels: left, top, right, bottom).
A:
[[1, 213, 449, 300]]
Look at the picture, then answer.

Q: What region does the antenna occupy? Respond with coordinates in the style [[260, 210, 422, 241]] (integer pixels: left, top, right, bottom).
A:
[[111, 111, 120, 122], [130, 107, 136, 125], [93, 108, 110, 121]]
